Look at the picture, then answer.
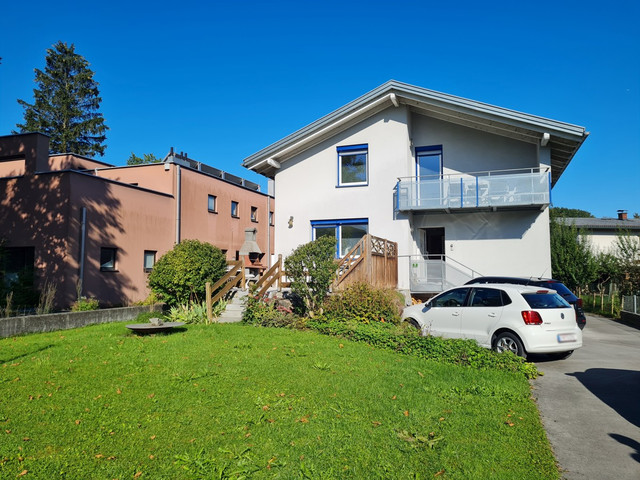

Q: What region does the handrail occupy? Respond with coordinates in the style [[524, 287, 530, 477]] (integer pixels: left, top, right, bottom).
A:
[[334, 235, 367, 288], [402, 254, 483, 279], [396, 166, 548, 182], [255, 254, 284, 297], [205, 259, 245, 323]]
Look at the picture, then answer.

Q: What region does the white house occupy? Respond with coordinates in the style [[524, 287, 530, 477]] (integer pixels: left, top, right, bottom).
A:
[[565, 210, 640, 254], [242, 80, 589, 294]]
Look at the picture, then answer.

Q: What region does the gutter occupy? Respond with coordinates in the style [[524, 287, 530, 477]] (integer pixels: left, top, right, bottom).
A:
[[248, 93, 400, 173]]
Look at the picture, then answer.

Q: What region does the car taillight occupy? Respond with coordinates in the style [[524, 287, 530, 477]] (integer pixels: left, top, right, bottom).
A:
[[522, 311, 543, 325], [577, 298, 583, 308]]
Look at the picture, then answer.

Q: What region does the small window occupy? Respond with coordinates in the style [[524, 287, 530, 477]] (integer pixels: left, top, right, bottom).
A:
[[251, 206, 258, 222], [337, 144, 368, 186], [144, 251, 156, 272], [100, 248, 117, 271], [231, 201, 239, 218], [269, 211, 274, 226], [208, 195, 217, 213]]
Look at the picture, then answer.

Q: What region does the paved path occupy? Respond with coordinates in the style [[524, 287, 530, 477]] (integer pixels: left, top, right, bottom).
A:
[[532, 315, 640, 479]]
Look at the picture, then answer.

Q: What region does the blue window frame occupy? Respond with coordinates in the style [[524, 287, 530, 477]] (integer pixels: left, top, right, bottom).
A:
[[311, 218, 368, 257], [337, 144, 368, 186]]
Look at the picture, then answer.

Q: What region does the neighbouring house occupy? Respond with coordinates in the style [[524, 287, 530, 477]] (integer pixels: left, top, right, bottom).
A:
[[242, 80, 588, 295], [0, 133, 274, 310], [563, 210, 640, 254]]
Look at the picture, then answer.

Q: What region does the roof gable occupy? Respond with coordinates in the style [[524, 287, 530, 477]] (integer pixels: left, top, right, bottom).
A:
[[242, 80, 588, 183]]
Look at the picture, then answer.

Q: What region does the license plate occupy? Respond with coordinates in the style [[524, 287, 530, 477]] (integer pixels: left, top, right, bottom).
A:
[[557, 333, 577, 343]]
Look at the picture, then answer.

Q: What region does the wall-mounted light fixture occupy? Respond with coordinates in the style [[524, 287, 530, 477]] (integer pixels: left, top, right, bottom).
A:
[[288, 216, 294, 229]]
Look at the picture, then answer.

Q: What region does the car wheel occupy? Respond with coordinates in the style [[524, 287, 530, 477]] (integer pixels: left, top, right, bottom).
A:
[[493, 332, 526, 359]]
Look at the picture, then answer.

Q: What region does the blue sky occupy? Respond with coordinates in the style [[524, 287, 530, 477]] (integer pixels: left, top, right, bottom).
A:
[[2, 0, 638, 218]]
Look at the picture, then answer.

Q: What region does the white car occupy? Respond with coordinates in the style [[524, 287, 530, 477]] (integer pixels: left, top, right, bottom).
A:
[[402, 284, 582, 359]]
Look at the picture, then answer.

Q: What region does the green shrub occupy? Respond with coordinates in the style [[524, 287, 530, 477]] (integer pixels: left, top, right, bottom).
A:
[[284, 236, 337, 316], [167, 302, 208, 324], [323, 282, 404, 325], [307, 318, 539, 379], [148, 240, 227, 307], [242, 295, 304, 329], [71, 296, 99, 312]]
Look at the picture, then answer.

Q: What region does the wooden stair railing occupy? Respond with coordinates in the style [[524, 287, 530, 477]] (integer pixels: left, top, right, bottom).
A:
[[205, 259, 245, 323], [334, 235, 367, 288], [254, 254, 286, 298]]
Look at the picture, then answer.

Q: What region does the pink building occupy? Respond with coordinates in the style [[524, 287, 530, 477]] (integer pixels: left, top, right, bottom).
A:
[[0, 133, 274, 310]]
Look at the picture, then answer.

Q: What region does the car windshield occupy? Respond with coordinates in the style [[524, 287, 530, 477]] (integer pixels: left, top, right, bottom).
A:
[[522, 292, 571, 309]]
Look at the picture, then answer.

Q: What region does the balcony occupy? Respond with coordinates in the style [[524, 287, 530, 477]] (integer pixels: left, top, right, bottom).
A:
[[395, 168, 550, 212]]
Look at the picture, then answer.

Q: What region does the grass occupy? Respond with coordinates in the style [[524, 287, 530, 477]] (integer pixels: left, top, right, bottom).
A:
[[0, 322, 559, 479]]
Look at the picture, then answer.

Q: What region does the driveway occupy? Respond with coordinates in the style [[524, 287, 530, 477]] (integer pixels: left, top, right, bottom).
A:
[[532, 314, 640, 479]]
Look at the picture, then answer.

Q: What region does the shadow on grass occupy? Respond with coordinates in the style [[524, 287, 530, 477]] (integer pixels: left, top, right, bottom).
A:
[[0, 343, 54, 364]]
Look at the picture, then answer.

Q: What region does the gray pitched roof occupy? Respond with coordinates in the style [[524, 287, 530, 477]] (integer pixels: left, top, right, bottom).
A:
[[242, 80, 589, 182], [563, 217, 640, 231]]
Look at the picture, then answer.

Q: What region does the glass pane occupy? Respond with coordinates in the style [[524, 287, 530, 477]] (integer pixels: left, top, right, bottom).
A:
[[418, 152, 441, 178], [431, 288, 469, 307], [340, 224, 367, 256], [340, 152, 367, 184], [100, 249, 115, 270], [315, 226, 336, 240], [208, 195, 216, 211], [144, 251, 155, 270]]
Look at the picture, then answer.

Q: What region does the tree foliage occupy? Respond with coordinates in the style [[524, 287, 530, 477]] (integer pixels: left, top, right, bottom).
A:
[[148, 240, 227, 307], [550, 218, 598, 290], [284, 236, 337, 316], [550, 207, 594, 219], [15, 41, 108, 157], [127, 153, 161, 165], [612, 231, 640, 295]]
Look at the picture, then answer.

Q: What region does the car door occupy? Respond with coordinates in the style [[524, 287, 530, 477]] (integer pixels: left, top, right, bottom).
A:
[[425, 287, 470, 338], [461, 287, 505, 347]]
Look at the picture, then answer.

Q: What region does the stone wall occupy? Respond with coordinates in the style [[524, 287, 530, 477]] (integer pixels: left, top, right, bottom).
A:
[[0, 304, 164, 338]]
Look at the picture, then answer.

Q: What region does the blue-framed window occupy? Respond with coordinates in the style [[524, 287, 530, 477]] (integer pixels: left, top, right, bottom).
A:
[[311, 218, 368, 257], [337, 144, 368, 186], [416, 145, 443, 178]]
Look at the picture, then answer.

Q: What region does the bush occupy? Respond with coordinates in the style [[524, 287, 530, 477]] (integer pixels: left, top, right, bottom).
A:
[[284, 236, 337, 316], [148, 240, 227, 307], [167, 302, 208, 324], [323, 282, 404, 325], [307, 318, 538, 379], [242, 295, 304, 329], [71, 297, 99, 312]]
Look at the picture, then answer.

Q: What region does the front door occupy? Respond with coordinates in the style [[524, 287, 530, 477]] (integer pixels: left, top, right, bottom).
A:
[[422, 227, 445, 260]]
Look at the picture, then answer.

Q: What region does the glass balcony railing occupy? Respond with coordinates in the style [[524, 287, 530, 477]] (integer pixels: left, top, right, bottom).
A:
[[395, 168, 550, 212]]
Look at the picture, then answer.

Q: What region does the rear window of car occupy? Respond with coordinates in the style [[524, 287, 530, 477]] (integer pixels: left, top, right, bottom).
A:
[[522, 292, 571, 309], [536, 281, 573, 296]]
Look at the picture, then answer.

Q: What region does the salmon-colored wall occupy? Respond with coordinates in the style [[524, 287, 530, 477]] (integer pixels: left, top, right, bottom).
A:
[[0, 159, 25, 177], [46, 154, 112, 172], [69, 173, 175, 307], [179, 168, 275, 260], [1, 132, 275, 309]]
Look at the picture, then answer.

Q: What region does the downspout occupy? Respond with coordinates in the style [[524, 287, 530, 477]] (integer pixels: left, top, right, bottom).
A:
[[79, 207, 87, 298], [267, 195, 272, 267], [176, 165, 182, 244]]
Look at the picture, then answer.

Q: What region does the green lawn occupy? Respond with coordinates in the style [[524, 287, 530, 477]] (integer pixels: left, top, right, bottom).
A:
[[0, 322, 558, 479]]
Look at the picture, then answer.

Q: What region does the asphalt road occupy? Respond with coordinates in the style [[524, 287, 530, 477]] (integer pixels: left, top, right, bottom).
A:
[[532, 314, 640, 480]]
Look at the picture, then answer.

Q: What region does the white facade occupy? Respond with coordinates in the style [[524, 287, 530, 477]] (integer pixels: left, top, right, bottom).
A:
[[243, 81, 588, 293]]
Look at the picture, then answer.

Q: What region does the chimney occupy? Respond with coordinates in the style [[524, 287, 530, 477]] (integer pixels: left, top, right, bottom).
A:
[[239, 228, 262, 256], [617, 210, 628, 221]]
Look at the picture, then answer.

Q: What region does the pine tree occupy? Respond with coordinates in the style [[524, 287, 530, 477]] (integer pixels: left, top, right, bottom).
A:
[[15, 41, 108, 157]]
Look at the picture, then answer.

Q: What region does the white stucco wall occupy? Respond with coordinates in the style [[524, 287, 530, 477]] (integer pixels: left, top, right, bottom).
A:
[[272, 105, 551, 290]]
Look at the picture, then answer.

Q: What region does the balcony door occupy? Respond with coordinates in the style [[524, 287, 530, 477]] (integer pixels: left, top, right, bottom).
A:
[[416, 146, 442, 208]]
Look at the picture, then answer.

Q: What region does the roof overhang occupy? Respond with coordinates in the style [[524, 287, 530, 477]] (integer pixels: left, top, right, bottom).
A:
[[242, 80, 589, 184]]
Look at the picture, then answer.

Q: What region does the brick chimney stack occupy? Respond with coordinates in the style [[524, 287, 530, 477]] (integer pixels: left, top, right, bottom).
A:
[[617, 210, 628, 221]]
